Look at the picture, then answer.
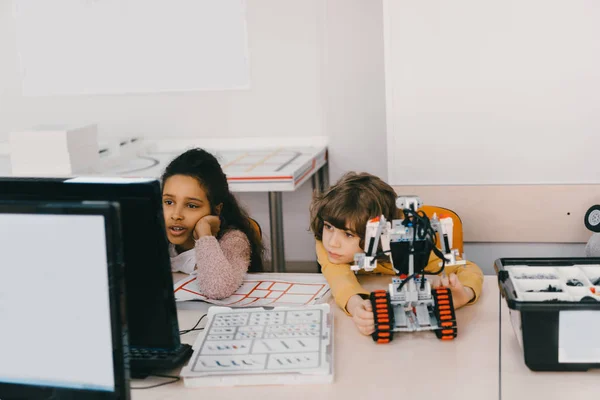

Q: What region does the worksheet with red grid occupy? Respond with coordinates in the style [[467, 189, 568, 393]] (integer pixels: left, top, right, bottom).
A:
[[173, 273, 330, 307]]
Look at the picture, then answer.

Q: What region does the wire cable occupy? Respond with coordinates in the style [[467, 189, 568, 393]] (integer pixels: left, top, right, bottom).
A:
[[131, 374, 180, 390], [179, 313, 207, 335]]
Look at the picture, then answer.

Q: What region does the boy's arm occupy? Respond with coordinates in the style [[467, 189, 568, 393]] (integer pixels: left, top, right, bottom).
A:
[[316, 241, 369, 314], [424, 252, 484, 305]]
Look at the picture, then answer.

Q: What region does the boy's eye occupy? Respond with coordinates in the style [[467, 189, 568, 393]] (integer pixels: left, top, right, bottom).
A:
[[323, 222, 333, 230], [345, 232, 354, 238], [187, 203, 199, 209]]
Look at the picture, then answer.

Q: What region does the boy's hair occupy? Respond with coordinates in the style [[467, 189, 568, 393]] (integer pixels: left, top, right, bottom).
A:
[[161, 148, 264, 272], [310, 172, 398, 248]]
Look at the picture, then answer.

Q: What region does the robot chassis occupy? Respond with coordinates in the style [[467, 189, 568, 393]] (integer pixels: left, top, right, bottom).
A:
[[351, 196, 466, 343]]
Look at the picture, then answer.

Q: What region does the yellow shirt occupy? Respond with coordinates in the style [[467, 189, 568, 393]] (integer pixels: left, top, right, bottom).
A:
[[316, 240, 484, 314]]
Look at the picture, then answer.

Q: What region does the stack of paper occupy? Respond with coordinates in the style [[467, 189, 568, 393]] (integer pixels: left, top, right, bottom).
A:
[[10, 124, 99, 176]]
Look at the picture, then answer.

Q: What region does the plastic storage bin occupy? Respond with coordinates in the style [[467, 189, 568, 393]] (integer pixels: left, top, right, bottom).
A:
[[495, 257, 600, 371]]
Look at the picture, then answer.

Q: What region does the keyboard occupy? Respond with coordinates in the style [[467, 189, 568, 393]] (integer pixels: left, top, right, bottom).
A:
[[129, 343, 193, 378]]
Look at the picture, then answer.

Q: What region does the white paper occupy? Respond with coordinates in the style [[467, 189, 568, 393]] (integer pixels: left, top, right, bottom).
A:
[[174, 273, 330, 307], [558, 310, 600, 363], [180, 304, 333, 387]]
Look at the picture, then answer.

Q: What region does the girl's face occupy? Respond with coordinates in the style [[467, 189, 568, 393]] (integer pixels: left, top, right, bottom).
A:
[[321, 220, 362, 264], [162, 175, 213, 251]]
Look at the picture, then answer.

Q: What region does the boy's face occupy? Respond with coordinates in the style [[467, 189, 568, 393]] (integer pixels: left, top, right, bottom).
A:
[[322, 220, 362, 264], [162, 174, 213, 251]]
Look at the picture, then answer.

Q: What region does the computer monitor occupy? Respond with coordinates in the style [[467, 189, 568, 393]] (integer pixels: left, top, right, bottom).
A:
[[0, 200, 129, 400], [0, 177, 190, 376]]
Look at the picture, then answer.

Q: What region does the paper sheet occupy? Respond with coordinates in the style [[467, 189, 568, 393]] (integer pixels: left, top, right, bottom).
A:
[[173, 273, 330, 307], [558, 310, 600, 363]]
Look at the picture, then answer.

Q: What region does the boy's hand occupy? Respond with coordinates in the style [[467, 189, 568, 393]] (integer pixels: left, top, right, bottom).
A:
[[347, 295, 375, 336], [430, 273, 475, 309], [193, 215, 221, 239]]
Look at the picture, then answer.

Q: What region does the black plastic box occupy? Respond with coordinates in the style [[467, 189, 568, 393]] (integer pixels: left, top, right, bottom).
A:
[[495, 257, 600, 371]]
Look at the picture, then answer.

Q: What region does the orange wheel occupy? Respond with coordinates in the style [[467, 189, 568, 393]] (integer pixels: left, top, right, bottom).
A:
[[369, 290, 395, 343], [432, 286, 457, 340]]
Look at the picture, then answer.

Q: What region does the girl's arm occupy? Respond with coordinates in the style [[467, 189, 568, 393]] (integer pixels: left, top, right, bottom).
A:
[[194, 230, 251, 299]]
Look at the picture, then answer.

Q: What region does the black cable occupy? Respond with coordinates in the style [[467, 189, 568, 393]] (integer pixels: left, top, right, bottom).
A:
[[396, 273, 417, 292], [395, 208, 448, 291], [179, 313, 207, 335], [372, 249, 392, 258], [131, 374, 181, 390]]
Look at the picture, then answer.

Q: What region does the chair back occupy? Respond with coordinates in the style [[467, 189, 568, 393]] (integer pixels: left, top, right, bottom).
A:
[[420, 205, 464, 255], [249, 217, 262, 239]]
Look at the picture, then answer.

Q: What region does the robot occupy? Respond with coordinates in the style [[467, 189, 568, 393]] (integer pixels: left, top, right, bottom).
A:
[[350, 196, 466, 343]]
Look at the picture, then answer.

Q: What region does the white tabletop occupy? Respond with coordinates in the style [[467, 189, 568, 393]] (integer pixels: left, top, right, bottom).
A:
[[132, 275, 499, 399], [0, 137, 328, 192], [132, 275, 600, 399]]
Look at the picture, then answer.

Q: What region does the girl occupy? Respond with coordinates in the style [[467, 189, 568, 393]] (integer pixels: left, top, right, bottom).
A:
[[309, 172, 484, 336], [161, 148, 264, 299]]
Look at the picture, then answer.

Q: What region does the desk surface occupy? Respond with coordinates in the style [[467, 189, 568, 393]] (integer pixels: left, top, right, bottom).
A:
[[133, 275, 600, 399], [0, 137, 328, 192], [133, 275, 498, 399]]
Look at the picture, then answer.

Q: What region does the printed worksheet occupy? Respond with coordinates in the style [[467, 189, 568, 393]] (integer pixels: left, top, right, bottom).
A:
[[180, 304, 334, 387], [173, 273, 330, 307]]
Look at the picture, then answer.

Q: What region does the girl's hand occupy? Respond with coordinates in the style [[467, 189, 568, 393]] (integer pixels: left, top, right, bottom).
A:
[[193, 215, 221, 239], [347, 295, 375, 336], [430, 273, 475, 309]]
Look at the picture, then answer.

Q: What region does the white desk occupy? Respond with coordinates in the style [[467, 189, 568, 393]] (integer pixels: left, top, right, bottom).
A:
[[133, 275, 498, 400], [0, 137, 329, 272], [133, 275, 600, 399]]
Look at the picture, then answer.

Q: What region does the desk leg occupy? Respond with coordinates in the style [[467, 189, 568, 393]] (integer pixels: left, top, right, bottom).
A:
[[311, 163, 329, 194], [268, 191, 286, 272]]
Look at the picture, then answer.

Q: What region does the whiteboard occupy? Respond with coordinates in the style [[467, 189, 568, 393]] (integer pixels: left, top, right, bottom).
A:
[[13, 0, 250, 96], [384, 0, 600, 185]]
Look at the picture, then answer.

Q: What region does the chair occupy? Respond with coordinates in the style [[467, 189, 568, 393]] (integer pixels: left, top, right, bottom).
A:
[[420, 205, 464, 255], [248, 217, 262, 239], [247, 217, 266, 272]]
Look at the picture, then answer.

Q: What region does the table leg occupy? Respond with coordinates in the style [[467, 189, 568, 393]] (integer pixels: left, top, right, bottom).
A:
[[268, 191, 286, 272], [311, 163, 329, 194]]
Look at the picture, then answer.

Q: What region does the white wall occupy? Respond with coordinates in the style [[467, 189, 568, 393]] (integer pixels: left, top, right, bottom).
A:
[[382, 0, 598, 272], [0, 0, 388, 262], [3, 0, 588, 272], [384, 0, 600, 185]]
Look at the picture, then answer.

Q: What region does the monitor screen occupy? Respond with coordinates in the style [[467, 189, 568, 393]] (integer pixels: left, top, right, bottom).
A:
[[0, 177, 181, 351], [0, 201, 128, 399]]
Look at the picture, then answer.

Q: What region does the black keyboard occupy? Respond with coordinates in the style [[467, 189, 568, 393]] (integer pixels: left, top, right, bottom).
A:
[[129, 343, 193, 378]]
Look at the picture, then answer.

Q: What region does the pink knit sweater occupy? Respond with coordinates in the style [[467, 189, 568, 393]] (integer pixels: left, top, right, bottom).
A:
[[169, 229, 251, 299]]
